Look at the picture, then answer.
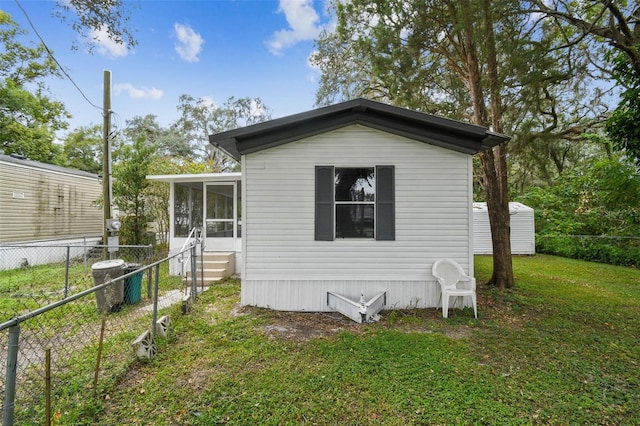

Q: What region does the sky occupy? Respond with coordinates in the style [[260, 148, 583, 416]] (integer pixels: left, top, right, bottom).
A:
[[3, 0, 334, 138]]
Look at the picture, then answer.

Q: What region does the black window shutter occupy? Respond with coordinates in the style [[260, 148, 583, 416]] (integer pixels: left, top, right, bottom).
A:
[[376, 165, 395, 240], [315, 166, 334, 241]]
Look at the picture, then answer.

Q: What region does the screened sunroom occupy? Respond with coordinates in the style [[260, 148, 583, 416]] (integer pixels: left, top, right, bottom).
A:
[[146, 172, 242, 275]]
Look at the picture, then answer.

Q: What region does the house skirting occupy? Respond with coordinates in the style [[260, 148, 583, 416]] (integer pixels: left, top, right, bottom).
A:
[[241, 279, 475, 312]]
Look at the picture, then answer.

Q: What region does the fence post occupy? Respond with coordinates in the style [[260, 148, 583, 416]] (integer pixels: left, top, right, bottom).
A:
[[199, 232, 205, 293], [200, 244, 204, 293], [3, 324, 20, 426], [147, 245, 153, 298], [64, 246, 71, 299], [45, 348, 51, 426], [190, 244, 197, 299], [93, 317, 107, 398], [151, 264, 160, 341], [83, 237, 89, 274]]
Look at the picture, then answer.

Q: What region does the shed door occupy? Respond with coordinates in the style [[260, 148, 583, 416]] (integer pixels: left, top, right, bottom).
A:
[[205, 183, 238, 251]]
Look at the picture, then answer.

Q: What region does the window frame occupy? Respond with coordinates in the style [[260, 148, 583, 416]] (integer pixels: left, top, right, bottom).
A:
[[334, 167, 376, 239], [174, 182, 203, 238], [315, 165, 394, 241]]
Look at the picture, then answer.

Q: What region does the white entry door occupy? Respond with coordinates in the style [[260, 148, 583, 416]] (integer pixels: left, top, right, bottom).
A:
[[205, 183, 237, 251]]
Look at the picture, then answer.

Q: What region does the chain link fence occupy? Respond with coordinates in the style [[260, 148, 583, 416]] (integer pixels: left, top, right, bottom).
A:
[[1, 241, 153, 320], [0, 239, 203, 425]]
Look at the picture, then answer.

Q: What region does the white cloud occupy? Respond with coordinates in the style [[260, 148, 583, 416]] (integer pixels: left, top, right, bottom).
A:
[[90, 25, 129, 58], [267, 0, 322, 55], [174, 23, 204, 63], [114, 83, 164, 100]]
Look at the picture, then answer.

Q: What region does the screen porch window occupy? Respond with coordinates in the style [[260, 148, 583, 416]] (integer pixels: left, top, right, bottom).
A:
[[315, 165, 394, 241], [174, 183, 203, 237], [206, 185, 234, 238]]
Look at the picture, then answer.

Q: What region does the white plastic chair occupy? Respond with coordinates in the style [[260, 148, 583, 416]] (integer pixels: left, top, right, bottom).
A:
[[432, 259, 477, 319]]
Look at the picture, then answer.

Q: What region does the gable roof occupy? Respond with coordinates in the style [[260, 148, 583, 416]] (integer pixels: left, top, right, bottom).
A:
[[209, 98, 510, 161]]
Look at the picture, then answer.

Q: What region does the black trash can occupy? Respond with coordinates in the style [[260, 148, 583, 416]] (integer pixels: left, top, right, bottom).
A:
[[123, 263, 143, 305], [92, 259, 125, 313]]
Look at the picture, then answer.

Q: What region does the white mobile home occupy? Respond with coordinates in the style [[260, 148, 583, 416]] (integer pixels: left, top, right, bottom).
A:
[[473, 202, 535, 255], [149, 99, 510, 313]]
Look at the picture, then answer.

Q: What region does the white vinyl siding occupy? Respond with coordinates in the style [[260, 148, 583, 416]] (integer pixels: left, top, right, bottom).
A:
[[473, 202, 535, 255], [0, 160, 103, 243], [241, 124, 474, 310]]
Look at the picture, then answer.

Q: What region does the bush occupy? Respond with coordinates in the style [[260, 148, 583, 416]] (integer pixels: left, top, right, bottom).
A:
[[519, 155, 640, 266], [537, 234, 640, 267]]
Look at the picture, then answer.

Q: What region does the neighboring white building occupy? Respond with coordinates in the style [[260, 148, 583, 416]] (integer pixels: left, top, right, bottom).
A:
[[473, 202, 535, 255], [149, 99, 510, 312]]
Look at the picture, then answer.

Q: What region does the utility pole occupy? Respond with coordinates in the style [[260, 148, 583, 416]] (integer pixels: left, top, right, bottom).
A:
[[102, 70, 112, 247]]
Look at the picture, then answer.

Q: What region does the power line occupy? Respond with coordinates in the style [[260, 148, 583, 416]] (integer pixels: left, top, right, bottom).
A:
[[13, 0, 103, 111]]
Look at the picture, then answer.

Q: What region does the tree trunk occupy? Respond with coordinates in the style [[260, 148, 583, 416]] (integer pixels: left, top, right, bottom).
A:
[[481, 146, 514, 289], [462, 0, 514, 289], [483, 0, 514, 289]]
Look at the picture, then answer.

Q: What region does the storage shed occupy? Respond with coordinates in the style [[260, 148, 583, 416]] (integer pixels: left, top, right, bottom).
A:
[[473, 202, 535, 255], [0, 153, 103, 244]]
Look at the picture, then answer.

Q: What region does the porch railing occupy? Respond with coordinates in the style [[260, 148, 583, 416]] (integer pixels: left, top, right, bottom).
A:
[[177, 227, 205, 295]]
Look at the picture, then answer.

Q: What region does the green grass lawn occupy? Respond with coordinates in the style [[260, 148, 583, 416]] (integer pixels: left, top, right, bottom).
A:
[[49, 255, 640, 425]]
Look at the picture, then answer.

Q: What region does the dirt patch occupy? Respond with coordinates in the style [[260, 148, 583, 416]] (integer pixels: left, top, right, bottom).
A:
[[240, 305, 479, 342], [257, 310, 481, 341], [229, 284, 520, 342], [242, 307, 364, 341], [441, 324, 474, 339], [229, 303, 247, 317]]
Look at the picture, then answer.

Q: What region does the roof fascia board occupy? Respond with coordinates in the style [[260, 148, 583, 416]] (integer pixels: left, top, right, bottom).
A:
[[209, 99, 510, 160], [146, 172, 241, 183], [235, 112, 483, 156]]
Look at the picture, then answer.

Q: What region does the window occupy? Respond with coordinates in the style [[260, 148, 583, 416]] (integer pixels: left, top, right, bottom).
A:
[[315, 165, 394, 241], [206, 184, 234, 237], [174, 183, 203, 237], [335, 168, 375, 238]]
